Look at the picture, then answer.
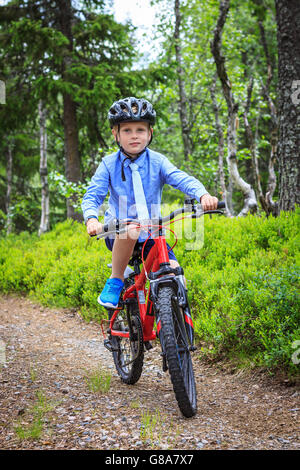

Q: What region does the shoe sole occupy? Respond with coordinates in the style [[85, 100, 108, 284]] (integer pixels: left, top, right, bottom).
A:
[[98, 298, 118, 309]]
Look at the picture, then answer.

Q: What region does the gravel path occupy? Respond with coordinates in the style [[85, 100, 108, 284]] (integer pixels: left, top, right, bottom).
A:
[[0, 294, 299, 450]]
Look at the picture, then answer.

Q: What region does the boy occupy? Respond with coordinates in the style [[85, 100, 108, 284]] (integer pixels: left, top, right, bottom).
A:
[[82, 97, 218, 309]]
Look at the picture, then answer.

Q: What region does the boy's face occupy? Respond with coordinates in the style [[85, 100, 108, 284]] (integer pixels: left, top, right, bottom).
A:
[[112, 121, 152, 157]]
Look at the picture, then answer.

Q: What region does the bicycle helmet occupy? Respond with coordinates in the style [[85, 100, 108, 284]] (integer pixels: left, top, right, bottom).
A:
[[108, 97, 156, 128]]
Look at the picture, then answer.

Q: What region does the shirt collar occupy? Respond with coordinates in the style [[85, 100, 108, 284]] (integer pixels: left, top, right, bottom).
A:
[[120, 149, 148, 169]]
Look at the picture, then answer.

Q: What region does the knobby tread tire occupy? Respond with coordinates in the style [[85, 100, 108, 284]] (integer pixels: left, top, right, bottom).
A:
[[157, 286, 197, 418]]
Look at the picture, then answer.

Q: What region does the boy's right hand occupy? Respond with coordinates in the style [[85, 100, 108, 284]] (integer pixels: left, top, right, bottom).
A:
[[86, 218, 103, 236]]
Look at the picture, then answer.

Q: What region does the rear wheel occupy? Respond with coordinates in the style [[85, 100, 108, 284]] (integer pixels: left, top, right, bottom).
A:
[[157, 286, 197, 417], [111, 302, 144, 385]]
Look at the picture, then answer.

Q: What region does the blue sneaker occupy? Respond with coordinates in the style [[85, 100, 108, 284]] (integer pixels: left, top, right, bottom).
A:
[[97, 278, 124, 309]]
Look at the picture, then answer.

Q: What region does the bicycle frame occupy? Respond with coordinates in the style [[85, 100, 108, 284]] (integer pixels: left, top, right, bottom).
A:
[[99, 200, 225, 348], [108, 233, 171, 344]]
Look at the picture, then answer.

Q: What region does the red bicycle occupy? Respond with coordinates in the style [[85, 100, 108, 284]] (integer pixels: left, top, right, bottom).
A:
[[96, 198, 225, 418]]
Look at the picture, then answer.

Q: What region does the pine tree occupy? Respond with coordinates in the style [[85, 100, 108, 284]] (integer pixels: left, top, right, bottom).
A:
[[0, 0, 135, 223]]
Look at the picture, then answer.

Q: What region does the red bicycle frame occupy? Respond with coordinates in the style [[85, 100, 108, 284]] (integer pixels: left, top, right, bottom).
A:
[[99, 201, 225, 357], [105, 233, 171, 343]]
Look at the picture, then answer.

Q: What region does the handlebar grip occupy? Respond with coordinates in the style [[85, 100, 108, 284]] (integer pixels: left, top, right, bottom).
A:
[[89, 223, 109, 238], [217, 201, 225, 209]]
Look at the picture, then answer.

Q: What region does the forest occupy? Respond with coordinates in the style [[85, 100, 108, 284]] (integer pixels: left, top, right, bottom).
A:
[[0, 0, 299, 374], [0, 0, 299, 232]]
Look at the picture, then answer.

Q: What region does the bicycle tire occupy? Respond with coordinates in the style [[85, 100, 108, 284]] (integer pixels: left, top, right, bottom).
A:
[[157, 286, 197, 417], [112, 302, 144, 385]]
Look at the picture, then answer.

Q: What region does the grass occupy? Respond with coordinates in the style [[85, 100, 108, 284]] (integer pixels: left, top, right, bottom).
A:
[[29, 362, 38, 382], [140, 409, 163, 445], [14, 389, 57, 441], [140, 408, 181, 447], [15, 416, 44, 440], [84, 367, 112, 393], [130, 399, 140, 409]]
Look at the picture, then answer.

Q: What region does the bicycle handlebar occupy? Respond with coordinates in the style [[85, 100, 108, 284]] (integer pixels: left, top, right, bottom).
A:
[[92, 200, 225, 240]]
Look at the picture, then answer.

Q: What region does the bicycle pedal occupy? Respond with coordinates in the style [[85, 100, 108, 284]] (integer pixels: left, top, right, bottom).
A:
[[103, 339, 119, 353], [144, 341, 153, 351]]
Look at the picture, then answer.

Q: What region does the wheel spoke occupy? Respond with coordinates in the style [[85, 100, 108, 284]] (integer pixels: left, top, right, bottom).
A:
[[111, 303, 144, 385]]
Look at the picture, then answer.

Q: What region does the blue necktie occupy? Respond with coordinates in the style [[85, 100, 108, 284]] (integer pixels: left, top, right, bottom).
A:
[[129, 162, 150, 221]]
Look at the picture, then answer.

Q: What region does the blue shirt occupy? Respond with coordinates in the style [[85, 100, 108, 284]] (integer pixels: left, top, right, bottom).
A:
[[81, 148, 207, 237]]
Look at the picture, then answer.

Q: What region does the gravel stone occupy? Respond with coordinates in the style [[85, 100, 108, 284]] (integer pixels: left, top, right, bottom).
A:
[[0, 294, 299, 450]]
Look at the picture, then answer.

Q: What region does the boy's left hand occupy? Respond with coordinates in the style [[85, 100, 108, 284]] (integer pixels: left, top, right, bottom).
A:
[[200, 193, 218, 211]]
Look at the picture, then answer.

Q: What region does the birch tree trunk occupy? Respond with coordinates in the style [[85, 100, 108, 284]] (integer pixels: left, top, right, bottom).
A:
[[38, 100, 50, 236], [243, 78, 268, 213], [210, 0, 257, 216], [6, 144, 13, 235], [275, 0, 300, 211], [259, 20, 278, 216], [210, 74, 232, 216], [174, 0, 192, 162], [266, 143, 277, 215]]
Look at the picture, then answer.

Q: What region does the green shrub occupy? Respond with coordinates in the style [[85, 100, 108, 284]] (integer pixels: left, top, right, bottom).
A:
[[181, 211, 299, 375], [0, 219, 111, 321], [0, 209, 299, 375]]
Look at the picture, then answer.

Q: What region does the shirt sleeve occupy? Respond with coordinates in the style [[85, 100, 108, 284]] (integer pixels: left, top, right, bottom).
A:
[[81, 160, 110, 222], [160, 157, 208, 202]]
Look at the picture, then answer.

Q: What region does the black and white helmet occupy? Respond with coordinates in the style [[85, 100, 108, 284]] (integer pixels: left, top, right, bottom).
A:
[[108, 97, 156, 128]]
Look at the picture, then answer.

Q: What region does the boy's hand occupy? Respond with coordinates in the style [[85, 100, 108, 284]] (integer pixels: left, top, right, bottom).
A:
[[200, 193, 218, 211], [86, 218, 103, 236]]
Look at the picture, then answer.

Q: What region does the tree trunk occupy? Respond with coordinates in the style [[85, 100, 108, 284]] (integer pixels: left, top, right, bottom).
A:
[[243, 78, 268, 213], [266, 144, 277, 215], [259, 20, 279, 216], [227, 177, 234, 216], [63, 92, 82, 221], [210, 0, 257, 216], [275, 0, 300, 211], [59, 0, 82, 221], [210, 74, 232, 216], [6, 144, 13, 235], [174, 0, 191, 162], [38, 100, 50, 236]]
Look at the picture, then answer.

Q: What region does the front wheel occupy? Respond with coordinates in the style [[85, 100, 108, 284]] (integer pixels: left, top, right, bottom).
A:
[[157, 286, 197, 418]]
